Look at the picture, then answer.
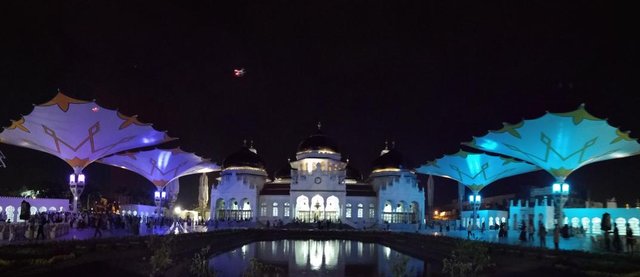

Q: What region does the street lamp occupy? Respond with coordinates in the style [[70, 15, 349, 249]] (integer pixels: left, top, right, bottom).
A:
[[552, 181, 570, 226], [154, 189, 167, 218], [69, 172, 86, 214], [469, 193, 482, 230]]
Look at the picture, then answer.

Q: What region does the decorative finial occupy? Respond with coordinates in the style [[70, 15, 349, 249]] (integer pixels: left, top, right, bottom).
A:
[[317, 121, 322, 130], [242, 139, 247, 147], [391, 141, 396, 149], [384, 140, 389, 150], [250, 140, 254, 148]]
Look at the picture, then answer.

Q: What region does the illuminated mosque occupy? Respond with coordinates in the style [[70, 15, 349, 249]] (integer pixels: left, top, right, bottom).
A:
[[210, 124, 425, 227]]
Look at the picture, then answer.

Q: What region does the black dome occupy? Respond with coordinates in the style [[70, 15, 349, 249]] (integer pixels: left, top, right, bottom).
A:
[[274, 165, 292, 179], [222, 147, 265, 169], [346, 165, 363, 181], [297, 131, 340, 153], [372, 149, 406, 170]]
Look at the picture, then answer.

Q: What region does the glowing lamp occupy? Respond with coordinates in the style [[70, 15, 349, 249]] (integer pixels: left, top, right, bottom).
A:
[[174, 206, 181, 214], [562, 183, 570, 194], [78, 174, 85, 183], [69, 174, 76, 183], [161, 191, 167, 199], [475, 195, 481, 203], [154, 191, 160, 199], [552, 183, 561, 194], [469, 195, 474, 202]]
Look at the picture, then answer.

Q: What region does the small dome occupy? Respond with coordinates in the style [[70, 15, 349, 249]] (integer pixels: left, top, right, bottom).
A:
[[274, 166, 292, 179], [222, 147, 265, 170], [346, 164, 363, 181], [297, 130, 340, 153], [372, 149, 406, 171]]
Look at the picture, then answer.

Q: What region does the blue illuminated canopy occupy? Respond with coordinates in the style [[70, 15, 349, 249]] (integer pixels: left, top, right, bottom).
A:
[[416, 150, 539, 193], [465, 105, 640, 181], [99, 148, 219, 188]]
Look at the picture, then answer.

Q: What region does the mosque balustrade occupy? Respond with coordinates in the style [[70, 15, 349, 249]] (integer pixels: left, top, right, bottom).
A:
[[216, 209, 252, 221], [382, 212, 418, 224]]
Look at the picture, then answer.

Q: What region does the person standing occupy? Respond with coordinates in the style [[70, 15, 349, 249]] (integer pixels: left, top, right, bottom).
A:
[[613, 226, 623, 253], [36, 214, 46, 240], [553, 225, 560, 250], [626, 223, 635, 254], [528, 221, 535, 242], [467, 221, 473, 239], [538, 221, 547, 248]]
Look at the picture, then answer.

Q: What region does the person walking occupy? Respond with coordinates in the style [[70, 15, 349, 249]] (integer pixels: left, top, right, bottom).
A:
[[553, 224, 560, 250], [626, 223, 635, 254], [467, 221, 473, 239], [538, 221, 547, 248], [93, 215, 103, 238]]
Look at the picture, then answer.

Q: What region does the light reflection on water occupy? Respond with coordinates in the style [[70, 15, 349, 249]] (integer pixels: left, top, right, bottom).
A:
[[209, 239, 424, 276]]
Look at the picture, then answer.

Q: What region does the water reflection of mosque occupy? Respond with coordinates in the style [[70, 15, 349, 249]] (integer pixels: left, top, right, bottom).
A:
[[209, 240, 424, 277]]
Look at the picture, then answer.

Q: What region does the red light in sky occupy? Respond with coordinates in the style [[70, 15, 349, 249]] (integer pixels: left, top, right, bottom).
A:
[[234, 68, 245, 77]]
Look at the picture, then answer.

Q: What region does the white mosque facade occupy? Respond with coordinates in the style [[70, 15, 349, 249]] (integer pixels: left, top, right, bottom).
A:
[[210, 129, 425, 228]]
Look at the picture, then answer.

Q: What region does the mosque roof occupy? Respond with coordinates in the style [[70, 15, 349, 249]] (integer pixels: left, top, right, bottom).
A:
[[222, 146, 265, 170]]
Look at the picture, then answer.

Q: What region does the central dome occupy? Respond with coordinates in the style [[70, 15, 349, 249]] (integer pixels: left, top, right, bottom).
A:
[[372, 149, 407, 171], [222, 147, 265, 170], [297, 130, 340, 153]]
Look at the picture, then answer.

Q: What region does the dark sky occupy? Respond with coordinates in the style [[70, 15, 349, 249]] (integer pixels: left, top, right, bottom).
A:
[[1, 1, 639, 208]]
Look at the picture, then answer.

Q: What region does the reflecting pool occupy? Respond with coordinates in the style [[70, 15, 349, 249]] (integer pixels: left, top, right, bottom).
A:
[[209, 239, 424, 276]]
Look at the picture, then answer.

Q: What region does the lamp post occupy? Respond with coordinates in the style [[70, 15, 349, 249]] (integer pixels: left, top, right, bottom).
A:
[[69, 171, 86, 214], [552, 181, 570, 226], [469, 193, 481, 230], [154, 189, 167, 218]]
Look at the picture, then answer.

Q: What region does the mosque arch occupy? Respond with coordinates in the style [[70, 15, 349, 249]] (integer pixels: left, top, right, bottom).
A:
[[215, 198, 225, 219], [571, 217, 580, 228], [5, 205, 15, 222], [240, 198, 252, 220], [410, 201, 420, 223], [311, 195, 325, 221], [325, 196, 340, 221], [272, 202, 279, 217], [581, 217, 590, 232], [591, 217, 601, 234], [296, 195, 310, 222], [628, 218, 640, 236], [615, 217, 627, 235]]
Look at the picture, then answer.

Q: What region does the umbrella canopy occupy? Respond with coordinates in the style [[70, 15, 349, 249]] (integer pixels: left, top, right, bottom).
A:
[[99, 148, 219, 189], [465, 105, 640, 181], [0, 92, 175, 173], [416, 150, 539, 193]]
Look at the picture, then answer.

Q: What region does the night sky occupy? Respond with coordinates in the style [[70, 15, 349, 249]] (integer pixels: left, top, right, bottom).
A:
[[1, 2, 639, 208]]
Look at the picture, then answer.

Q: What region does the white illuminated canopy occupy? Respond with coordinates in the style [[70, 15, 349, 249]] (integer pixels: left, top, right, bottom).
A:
[[99, 148, 219, 188], [416, 150, 539, 193], [0, 92, 175, 173], [465, 105, 640, 181]]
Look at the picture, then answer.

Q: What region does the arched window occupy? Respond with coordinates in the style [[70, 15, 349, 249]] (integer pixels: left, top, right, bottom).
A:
[[272, 202, 279, 217], [369, 203, 375, 219], [260, 203, 267, 216], [357, 203, 364, 218], [346, 203, 352, 218], [284, 202, 291, 217]]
